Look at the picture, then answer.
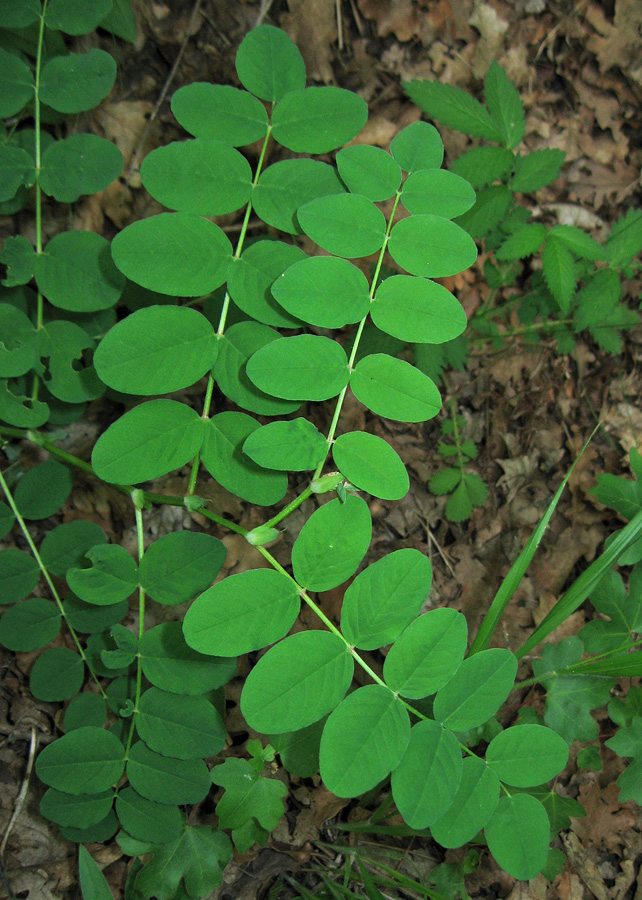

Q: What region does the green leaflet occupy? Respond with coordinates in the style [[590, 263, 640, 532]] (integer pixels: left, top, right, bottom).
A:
[[39, 49, 116, 113], [484, 794, 550, 880], [0, 597, 61, 651], [332, 431, 409, 500], [94, 305, 218, 395], [252, 158, 346, 235], [200, 411, 288, 506], [390, 121, 444, 172], [350, 354, 442, 423], [340, 548, 431, 650], [14, 459, 73, 519], [67, 544, 138, 606], [272, 87, 368, 153], [183, 568, 300, 657], [62, 810, 118, 845], [433, 648, 518, 731], [292, 495, 372, 592], [246, 334, 350, 402], [401, 169, 476, 219], [0, 0, 40, 28], [235, 24, 306, 102], [111, 212, 233, 296], [298, 193, 386, 258], [36, 230, 125, 312], [39, 520, 106, 577], [227, 240, 306, 328], [403, 79, 503, 143], [336, 145, 401, 201], [41, 788, 114, 829], [91, 399, 205, 485], [136, 687, 226, 759], [115, 787, 183, 844], [46, 0, 112, 35], [0, 305, 37, 377], [510, 148, 565, 192], [391, 719, 462, 828], [40, 133, 122, 203], [320, 685, 410, 797], [484, 61, 525, 150], [139, 531, 227, 606], [580, 565, 642, 654], [0, 145, 36, 203], [171, 83, 268, 146], [388, 214, 477, 278], [212, 756, 287, 850], [430, 756, 500, 848], [78, 846, 114, 900], [486, 725, 569, 787], [271, 256, 371, 329], [141, 139, 252, 216], [31, 647, 84, 701], [271, 718, 326, 778], [371, 275, 467, 344], [383, 608, 468, 698], [542, 236, 575, 313], [0, 48, 35, 117], [126, 742, 211, 805], [241, 631, 354, 733], [243, 418, 327, 471], [36, 726, 125, 794], [140, 622, 236, 695], [64, 694, 107, 731]]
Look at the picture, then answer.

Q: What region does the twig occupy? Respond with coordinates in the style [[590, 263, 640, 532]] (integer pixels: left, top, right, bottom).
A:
[[254, 0, 276, 28], [122, 0, 203, 191], [0, 728, 37, 857], [336, 0, 343, 51]]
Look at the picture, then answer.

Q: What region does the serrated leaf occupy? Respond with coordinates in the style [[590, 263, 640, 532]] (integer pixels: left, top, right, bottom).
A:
[[235, 24, 306, 102], [292, 494, 372, 592], [350, 354, 442, 423], [241, 631, 353, 733], [246, 334, 349, 401], [403, 79, 503, 142], [605, 208, 642, 269], [340, 548, 432, 650], [573, 268, 621, 330], [548, 224, 605, 261], [320, 685, 410, 797], [450, 146, 514, 189], [183, 568, 300, 656], [445, 473, 487, 522], [510, 149, 565, 193], [272, 87, 368, 153], [171, 83, 268, 146], [542, 236, 575, 313], [332, 431, 409, 500], [484, 61, 525, 149], [495, 223, 547, 260], [388, 214, 477, 278], [298, 193, 386, 259], [433, 648, 517, 731], [371, 275, 467, 344], [429, 467, 461, 495], [454, 184, 513, 238]]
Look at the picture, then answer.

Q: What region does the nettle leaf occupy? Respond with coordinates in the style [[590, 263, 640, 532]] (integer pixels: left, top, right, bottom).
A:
[[67, 544, 138, 605], [40, 520, 106, 577], [40, 788, 113, 829], [0, 145, 36, 202], [606, 208, 642, 269], [200, 412, 288, 506], [332, 431, 409, 501], [446, 473, 488, 522], [184, 568, 300, 657], [252, 159, 346, 235], [371, 275, 467, 344], [64, 694, 107, 731], [0, 549, 40, 604], [495, 223, 547, 260], [15, 459, 73, 520], [31, 647, 84, 701], [135, 825, 232, 900], [298, 194, 386, 259], [320, 685, 410, 797], [580, 566, 642, 654], [455, 184, 514, 238], [0, 304, 37, 376], [227, 241, 306, 328], [40, 49, 116, 113], [127, 742, 211, 805], [350, 353, 442, 423], [46, 0, 111, 34], [0, 48, 35, 118], [485, 794, 550, 880], [433, 648, 518, 731], [141, 622, 237, 694], [401, 169, 476, 219], [484, 61, 525, 150], [171, 83, 268, 146], [573, 268, 621, 330], [94, 305, 217, 395], [243, 418, 327, 471], [40, 134, 122, 202], [242, 631, 354, 733], [141, 139, 252, 216], [450, 145, 515, 189], [591, 472, 642, 520], [391, 719, 462, 828], [403, 79, 503, 143], [389, 121, 444, 172], [137, 687, 226, 759], [532, 637, 614, 742], [388, 215, 477, 278], [235, 24, 306, 102], [340, 548, 431, 650], [246, 334, 350, 401], [36, 726, 125, 794], [272, 87, 368, 153], [214, 321, 301, 416], [115, 787, 183, 845], [336, 145, 401, 201], [430, 467, 461, 496], [292, 494, 372, 592], [271, 256, 370, 329], [548, 224, 605, 261], [140, 531, 226, 606], [111, 213, 233, 296], [37, 231, 125, 312], [510, 148, 565, 193], [383, 608, 468, 698], [486, 725, 569, 787], [0, 597, 61, 651], [431, 755, 500, 848], [212, 756, 287, 847], [92, 399, 204, 485], [542, 236, 575, 313]]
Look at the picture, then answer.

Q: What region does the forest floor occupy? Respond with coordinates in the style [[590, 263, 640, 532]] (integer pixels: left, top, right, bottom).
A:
[[1, 0, 642, 898]]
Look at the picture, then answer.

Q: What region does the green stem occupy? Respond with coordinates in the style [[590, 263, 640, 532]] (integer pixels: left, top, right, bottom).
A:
[[31, 0, 48, 404], [0, 465, 107, 700], [124, 502, 146, 757], [264, 484, 314, 530], [186, 373, 216, 495]]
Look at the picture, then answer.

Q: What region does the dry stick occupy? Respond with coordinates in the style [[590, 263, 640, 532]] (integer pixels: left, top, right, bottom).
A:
[[254, 0, 276, 28], [122, 0, 203, 192], [0, 728, 37, 856], [335, 0, 343, 51]]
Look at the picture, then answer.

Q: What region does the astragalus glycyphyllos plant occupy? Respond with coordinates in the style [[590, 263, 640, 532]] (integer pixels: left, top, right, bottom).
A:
[[2, 18, 642, 900]]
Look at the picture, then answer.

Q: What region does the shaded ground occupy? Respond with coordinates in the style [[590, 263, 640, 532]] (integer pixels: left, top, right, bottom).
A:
[[1, 0, 642, 898]]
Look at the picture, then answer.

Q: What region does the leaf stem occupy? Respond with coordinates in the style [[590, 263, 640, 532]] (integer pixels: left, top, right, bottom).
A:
[[124, 501, 146, 758]]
